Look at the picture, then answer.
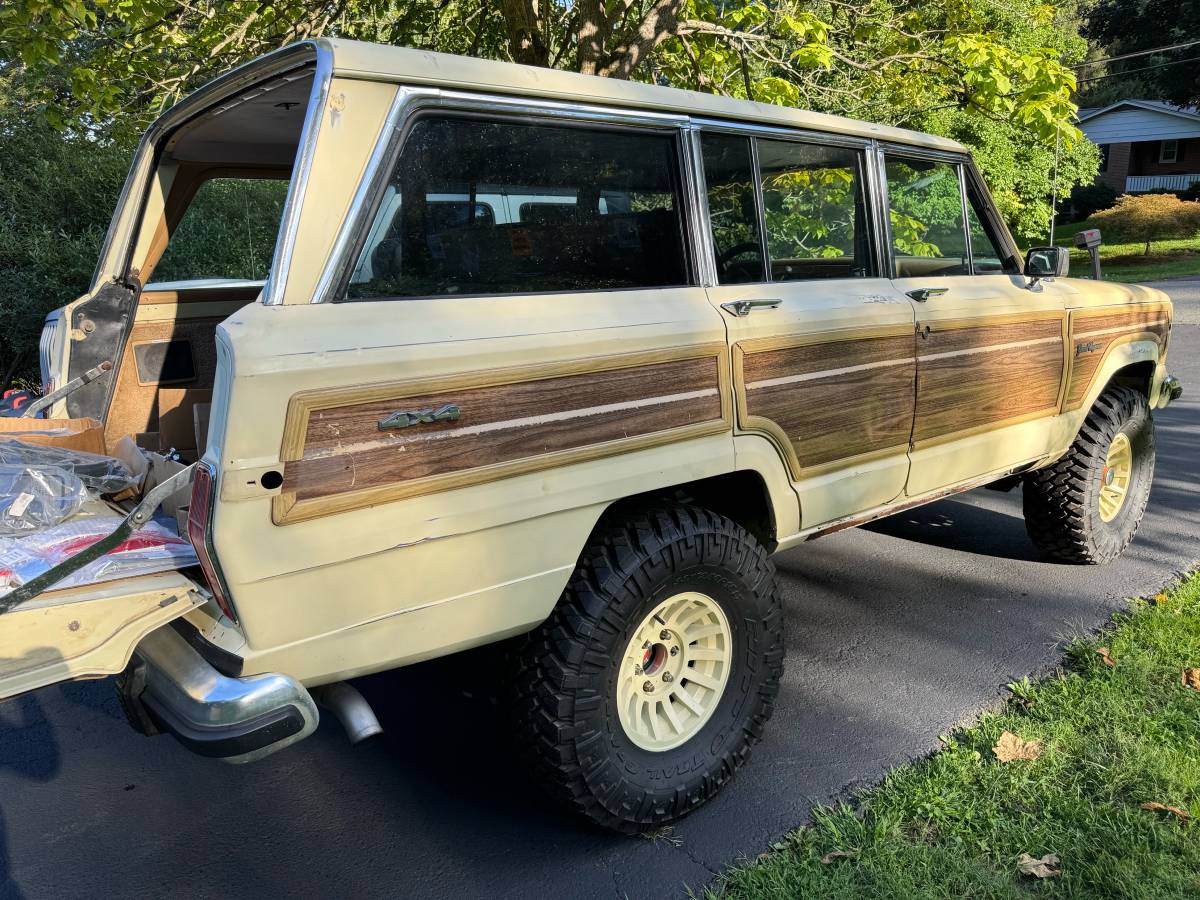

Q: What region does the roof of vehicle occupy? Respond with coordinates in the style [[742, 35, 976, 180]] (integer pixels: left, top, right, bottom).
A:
[[317, 39, 967, 154]]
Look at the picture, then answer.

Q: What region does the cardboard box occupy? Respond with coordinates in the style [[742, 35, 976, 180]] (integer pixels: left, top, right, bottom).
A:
[[0, 417, 106, 455]]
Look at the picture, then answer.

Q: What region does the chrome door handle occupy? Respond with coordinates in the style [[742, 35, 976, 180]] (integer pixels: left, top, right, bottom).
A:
[[720, 298, 782, 317], [906, 287, 949, 303]]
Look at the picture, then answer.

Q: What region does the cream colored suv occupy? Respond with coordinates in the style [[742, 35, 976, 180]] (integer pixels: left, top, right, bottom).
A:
[[2, 39, 1180, 833]]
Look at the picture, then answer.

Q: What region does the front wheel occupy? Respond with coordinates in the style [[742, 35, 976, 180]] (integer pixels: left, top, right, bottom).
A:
[[510, 504, 784, 833], [1023, 386, 1155, 564]]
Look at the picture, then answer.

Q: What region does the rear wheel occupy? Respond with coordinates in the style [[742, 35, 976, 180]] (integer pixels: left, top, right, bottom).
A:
[[511, 503, 784, 833], [1023, 386, 1155, 564]]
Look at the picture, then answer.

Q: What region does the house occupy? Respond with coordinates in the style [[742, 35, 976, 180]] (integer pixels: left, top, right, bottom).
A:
[[1078, 100, 1200, 194]]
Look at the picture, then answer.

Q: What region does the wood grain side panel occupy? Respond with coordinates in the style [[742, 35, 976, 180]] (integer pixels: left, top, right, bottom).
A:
[[913, 340, 1063, 444], [1064, 305, 1170, 410], [275, 348, 729, 524], [742, 333, 914, 384], [289, 394, 718, 502], [738, 332, 916, 476], [303, 357, 716, 457], [923, 317, 1061, 355]]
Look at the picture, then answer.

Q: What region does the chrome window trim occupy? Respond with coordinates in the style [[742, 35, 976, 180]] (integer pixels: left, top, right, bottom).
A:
[[692, 117, 872, 151], [312, 87, 695, 304], [262, 47, 334, 305]]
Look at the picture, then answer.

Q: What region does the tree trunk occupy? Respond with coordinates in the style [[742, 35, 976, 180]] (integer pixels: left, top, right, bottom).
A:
[[499, 0, 551, 68], [598, 0, 685, 79]]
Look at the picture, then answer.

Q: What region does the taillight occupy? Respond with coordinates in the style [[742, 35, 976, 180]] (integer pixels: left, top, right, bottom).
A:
[[187, 462, 238, 622]]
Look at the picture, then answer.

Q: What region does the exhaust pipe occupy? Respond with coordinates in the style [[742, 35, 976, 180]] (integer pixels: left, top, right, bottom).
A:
[[310, 681, 383, 745]]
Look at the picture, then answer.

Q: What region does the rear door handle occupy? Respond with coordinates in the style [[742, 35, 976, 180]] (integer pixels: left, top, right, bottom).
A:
[[720, 298, 782, 317], [906, 287, 949, 303]]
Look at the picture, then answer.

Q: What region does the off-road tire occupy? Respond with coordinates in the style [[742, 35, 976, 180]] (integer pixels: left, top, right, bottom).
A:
[[1023, 386, 1154, 564], [510, 503, 784, 833]]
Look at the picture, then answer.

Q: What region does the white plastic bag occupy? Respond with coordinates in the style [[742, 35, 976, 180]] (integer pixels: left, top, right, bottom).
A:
[[0, 440, 137, 495], [0, 516, 198, 596], [0, 465, 89, 535]]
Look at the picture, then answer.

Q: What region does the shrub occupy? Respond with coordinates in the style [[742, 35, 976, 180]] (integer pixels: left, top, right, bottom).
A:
[[1179, 182, 1200, 202], [1062, 182, 1117, 222], [1089, 193, 1200, 255]]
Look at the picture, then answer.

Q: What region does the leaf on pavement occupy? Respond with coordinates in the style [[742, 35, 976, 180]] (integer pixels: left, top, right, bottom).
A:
[[993, 730, 1043, 762], [1096, 647, 1116, 667], [819, 850, 859, 864], [1182, 668, 1200, 691], [1152, 592, 1169, 605], [1140, 801, 1191, 821], [1017, 853, 1061, 878]]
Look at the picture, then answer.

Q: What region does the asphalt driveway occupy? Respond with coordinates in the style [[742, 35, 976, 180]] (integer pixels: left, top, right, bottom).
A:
[[1, 303, 1197, 900]]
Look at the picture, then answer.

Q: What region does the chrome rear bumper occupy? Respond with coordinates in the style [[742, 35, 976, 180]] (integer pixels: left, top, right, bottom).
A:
[[127, 626, 318, 763]]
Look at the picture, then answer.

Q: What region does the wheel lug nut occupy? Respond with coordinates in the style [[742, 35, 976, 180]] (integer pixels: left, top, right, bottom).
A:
[[662, 671, 674, 683], [642, 681, 654, 693], [670, 646, 679, 656], [659, 629, 671, 641]]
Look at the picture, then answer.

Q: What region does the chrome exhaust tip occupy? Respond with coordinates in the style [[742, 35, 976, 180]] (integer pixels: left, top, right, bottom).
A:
[[310, 681, 383, 745]]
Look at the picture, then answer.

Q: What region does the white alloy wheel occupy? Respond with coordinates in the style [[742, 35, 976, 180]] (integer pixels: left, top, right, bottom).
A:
[[616, 591, 732, 752]]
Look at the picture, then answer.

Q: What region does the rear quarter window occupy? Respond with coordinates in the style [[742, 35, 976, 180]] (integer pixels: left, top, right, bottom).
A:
[[343, 116, 690, 299]]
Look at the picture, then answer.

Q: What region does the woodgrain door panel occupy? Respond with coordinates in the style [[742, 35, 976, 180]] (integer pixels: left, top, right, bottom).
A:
[[898, 275, 1068, 495], [708, 277, 919, 529]]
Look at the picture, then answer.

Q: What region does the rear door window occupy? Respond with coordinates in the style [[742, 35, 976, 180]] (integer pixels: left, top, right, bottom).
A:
[[344, 117, 690, 299], [757, 139, 873, 281]]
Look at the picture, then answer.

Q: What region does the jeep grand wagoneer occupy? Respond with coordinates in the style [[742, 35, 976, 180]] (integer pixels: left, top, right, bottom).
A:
[[1, 38, 1180, 833]]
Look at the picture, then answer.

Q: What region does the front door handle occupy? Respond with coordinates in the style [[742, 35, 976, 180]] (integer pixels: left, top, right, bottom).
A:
[[906, 287, 949, 303], [721, 298, 782, 317]]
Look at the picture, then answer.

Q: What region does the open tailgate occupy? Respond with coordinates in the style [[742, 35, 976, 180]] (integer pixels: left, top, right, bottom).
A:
[[0, 461, 203, 700], [0, 570, 206, 699]]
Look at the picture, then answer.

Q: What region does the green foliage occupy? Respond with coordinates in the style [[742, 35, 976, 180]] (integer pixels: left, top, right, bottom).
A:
[[714, 573, 1200, 899], [153, 178, 289, 282], [0, 70, 133, 387], [1090, 194, 1200, 255]]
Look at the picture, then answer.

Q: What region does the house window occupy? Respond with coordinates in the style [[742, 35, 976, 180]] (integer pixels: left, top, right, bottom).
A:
[[1160, 140, 1179, 164], [1098, 144, 1110, 173]]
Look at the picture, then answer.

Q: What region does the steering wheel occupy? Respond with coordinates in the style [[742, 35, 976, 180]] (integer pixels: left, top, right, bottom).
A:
[[717, 241, 763, 278]]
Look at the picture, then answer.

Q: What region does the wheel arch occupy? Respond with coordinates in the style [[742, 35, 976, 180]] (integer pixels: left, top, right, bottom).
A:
[[600, 469, 780, 551]]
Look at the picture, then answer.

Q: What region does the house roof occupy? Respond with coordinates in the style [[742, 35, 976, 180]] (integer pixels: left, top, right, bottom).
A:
[[319, 39, 966, 153], [1078, 99, 1200, 124], [1077, 99, 1200, 144]]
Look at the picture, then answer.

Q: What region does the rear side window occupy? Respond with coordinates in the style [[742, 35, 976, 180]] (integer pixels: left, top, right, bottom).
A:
[[345, 117, 689, 299], [700, 133, 765, 284]]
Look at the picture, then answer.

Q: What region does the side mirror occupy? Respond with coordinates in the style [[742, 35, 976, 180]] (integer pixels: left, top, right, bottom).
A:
[[1024, 246, 1069, 279]]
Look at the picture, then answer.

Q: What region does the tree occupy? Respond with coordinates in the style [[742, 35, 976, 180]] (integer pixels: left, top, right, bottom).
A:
[[1081, 0, 1200, 110], [1089, 193, 1200, 255], [0, 1, 1094, 243]]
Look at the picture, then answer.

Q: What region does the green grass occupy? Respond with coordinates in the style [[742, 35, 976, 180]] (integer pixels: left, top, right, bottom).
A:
[[1057, 217, 1200, 283], [709, 570, 1200, 899]]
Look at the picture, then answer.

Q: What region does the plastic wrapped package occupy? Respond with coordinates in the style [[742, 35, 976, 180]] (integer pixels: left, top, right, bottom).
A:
[[0, 465, 89, 535], [0, 440, 137, 495], [0, 516, 198, 597]]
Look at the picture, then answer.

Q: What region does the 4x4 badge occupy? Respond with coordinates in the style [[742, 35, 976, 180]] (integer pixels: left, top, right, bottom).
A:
[[1076, 340, 1102, 356], [378, 403, 461, 430]]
